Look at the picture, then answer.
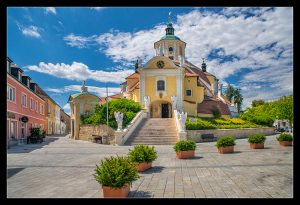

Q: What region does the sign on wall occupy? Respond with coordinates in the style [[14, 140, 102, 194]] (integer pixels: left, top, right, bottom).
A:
[[21, 116, 29, 123]]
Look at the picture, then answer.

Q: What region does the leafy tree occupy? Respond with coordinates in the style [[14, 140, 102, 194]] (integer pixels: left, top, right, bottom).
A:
[[211, 107, 221, 118], [224, 84, 243, 113], [81, 98, 141, 129], [252, 99, 265, 107]]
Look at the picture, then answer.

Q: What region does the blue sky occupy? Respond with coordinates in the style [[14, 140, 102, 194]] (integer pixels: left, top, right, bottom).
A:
[[7, 7, 293, 114]]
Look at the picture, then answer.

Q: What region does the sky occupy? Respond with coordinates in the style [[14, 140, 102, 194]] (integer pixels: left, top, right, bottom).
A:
[[7, 7, 293, 114]]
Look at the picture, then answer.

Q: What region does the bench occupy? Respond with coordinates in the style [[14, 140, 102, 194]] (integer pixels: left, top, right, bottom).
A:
[[201, 134, 216, 142]]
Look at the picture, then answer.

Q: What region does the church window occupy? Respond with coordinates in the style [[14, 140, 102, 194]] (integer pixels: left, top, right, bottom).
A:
[[186, 89, 192, 96], [169, 47, 173, 52], [157, 80, 165, 91]]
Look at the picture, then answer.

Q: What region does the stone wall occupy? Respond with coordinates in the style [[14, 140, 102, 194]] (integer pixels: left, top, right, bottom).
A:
[[79, 124, 115, 145], [187, 127, 275, 142]]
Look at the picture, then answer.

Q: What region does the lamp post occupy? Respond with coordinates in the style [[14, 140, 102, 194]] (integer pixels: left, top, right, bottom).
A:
[[106, 83, 108, 135]]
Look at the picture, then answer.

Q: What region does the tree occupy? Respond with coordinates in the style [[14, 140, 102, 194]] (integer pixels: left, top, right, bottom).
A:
[[224, 83, 234, 102], [252, 99, 265, 107], [233, 88, 243, 113], [225, 84, 243, 113]]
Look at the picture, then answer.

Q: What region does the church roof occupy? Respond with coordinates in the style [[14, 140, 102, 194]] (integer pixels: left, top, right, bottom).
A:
[[69, 92, 99, 102], [126, 73, 139, 79], [160, 35, 181, 41], [197, 98, 231, 115]]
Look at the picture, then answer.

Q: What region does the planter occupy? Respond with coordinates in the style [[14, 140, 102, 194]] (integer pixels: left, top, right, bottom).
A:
[[102, 184, 130, 198], [176, 150, 195, 159], [250, 143, 264, 149], [218, 146, 234, 154], [137, 162, 152, 172], [279, 141, 293, 146]]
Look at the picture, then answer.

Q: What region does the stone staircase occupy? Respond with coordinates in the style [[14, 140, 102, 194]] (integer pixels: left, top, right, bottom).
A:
[[124, 118, 178, 145]]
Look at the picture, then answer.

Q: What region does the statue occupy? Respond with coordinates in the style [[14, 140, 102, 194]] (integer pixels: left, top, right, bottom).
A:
[[178, 111, 187, 131], [171, 96, 177, 110], [114, 111, 123, 131], [143, 96, 150, 111]]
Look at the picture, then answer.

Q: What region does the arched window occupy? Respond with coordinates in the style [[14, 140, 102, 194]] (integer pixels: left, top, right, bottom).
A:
[[157, 80, 165, 91], [169, 47, 173, 52]]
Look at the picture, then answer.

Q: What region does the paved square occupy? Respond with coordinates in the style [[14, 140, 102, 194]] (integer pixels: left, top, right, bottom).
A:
[[7, 134, 293, 198]]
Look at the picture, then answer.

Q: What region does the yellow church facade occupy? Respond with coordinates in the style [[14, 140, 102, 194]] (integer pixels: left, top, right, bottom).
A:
[[121, 20, 232, 119]]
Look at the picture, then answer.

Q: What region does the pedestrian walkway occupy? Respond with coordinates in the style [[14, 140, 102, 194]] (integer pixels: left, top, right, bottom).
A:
[[7, 134, 293, 198]]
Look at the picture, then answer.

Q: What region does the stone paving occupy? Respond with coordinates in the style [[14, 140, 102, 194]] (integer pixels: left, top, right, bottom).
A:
[[7, 134, 293, 198]]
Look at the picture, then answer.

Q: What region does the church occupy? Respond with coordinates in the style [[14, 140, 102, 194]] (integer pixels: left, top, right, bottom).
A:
[[120, 19, 234, 119], [68, 18, 237, 140]]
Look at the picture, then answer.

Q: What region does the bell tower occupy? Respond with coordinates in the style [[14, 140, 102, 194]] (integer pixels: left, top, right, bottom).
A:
[[154, 12, 186, 63]]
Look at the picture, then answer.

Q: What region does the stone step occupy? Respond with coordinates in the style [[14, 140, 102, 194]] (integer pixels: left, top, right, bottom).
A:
[[128, 142, 177, 145], [129, 135, 178, 138]]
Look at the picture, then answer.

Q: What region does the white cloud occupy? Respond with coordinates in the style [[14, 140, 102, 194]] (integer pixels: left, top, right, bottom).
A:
[[63, 34, 97, 48], [45, 7, 56, 15], [46, 85, 121, 97], [16, 22, 41, 38], [27, 62, 134, 84], [62, 7, 292, 110]]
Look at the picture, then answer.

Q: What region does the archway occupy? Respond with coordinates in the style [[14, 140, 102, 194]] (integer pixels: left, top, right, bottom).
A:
[[150, 100, 172, 118]]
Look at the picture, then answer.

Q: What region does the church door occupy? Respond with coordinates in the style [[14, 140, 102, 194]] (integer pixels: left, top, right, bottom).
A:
[[161, 104, 169, 118]]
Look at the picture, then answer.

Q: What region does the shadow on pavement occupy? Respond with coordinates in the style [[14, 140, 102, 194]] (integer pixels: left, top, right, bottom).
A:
[[141, 166, 165, 174], [129, 190, 152, 198], [7, 168, 25, 178], [7, 136, 61, 154]]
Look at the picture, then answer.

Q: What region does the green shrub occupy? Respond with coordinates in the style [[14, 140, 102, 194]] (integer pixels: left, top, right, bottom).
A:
[[216, 136, 236, 148], [94, 156, 139, 188], [186, 120, 217, 130], [212, 107, 221, 118], [229, 118, 246, 124], [128, 145, 157, 163], [277, 133, 293, 142], [214, 118, 231, 125], [30, 127, 40, 137], [173, 140, 196, 152], [247, 134, 266, 144]]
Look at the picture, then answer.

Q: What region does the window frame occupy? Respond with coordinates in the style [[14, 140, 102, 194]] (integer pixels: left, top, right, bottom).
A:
[[35, 100, 38, 112], [21, 93, 27, 107], [7, 84, 16, 103], [186, 89, 192, 97], [157, 80, 165, 91], [30, 97, 34, 110]]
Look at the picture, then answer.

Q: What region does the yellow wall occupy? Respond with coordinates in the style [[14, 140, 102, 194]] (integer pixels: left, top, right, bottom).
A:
[[206, 75, 216, 87], [184, 76, 204, 104], [183, 101, 197, 116], [47, 98, 57, 135], [145, 76, 177, 103], [132, 89, 140, 103]]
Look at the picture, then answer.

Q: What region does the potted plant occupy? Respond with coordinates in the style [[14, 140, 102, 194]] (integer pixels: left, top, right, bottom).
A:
[[173, 140, 196, 159], [248, 133, 266, 149], [94, 156, 139, 198], [216, 136, 236, 154], [277, 133, 293, 146], [128, 145, 157, 172]]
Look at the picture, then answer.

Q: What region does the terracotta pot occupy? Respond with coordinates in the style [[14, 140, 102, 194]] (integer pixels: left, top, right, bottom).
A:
[[137, 162, 152, 172], [279, 141, 293, 146], [176, 150, 195, 159], [250, 143, 264, 149], [218, 146, 234, 154], [102, 184, 130, 198]]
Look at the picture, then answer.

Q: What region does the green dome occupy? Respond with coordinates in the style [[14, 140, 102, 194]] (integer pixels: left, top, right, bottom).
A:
[[160, 35, 181, 40]]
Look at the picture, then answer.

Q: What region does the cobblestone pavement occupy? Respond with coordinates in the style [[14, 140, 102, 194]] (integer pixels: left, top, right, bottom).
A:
[[7, 134, 293, 198]]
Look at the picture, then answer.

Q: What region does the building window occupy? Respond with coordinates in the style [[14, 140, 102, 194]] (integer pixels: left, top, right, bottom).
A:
[[35, 101, 38, 112], [169, 56, 174, 60], [30, 98, 34, 110], [48, 104, 51, 114], [157, 80, 165, 91], [169, 47, 173, 52], [186, 89, 192, 96], [21, 122, 26, 138], [40, 104, 44, 114], [7, 61, 10, 73], [21, 93, 27, 107], [7, 85, 16, 102]]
